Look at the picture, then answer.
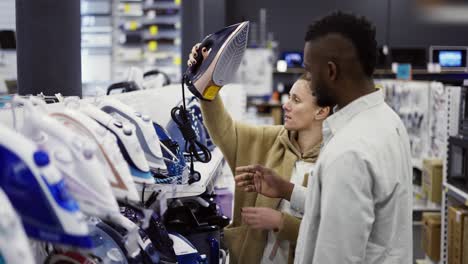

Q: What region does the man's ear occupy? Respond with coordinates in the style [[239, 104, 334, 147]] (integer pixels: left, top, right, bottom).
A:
[[327, 61, 338, 81], [315, 106, 331, 121]]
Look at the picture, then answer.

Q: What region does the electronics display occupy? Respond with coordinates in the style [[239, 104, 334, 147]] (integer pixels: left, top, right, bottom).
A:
[[281, 51, 303, 68], [0, 30, 16, 50], [439, 51, 463, 67], [391, 48, 427, 69], [447, 136, 468, 192], [430, 46, 468, 71], [459, 85, 468, 136]]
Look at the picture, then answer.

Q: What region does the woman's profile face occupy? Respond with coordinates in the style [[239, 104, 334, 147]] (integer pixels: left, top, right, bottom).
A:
[[282, 79, 321, 132]]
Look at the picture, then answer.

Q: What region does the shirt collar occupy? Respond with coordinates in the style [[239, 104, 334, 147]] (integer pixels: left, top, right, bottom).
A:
[[322, 89, 384, 141]]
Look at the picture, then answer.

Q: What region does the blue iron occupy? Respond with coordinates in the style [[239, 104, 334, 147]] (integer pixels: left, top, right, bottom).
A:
[[0, 122, 92, 249], [153, 122, 189, 184], [86, 222, 129, 264], [166, 100, 211, 160], [169, 233, 205, 264], [97, 215, 161, 264], [187, 97, 215, 151]]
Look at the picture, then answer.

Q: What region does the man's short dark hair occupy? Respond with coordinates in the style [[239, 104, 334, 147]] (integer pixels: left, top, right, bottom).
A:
[[305, 11, 377, 77]]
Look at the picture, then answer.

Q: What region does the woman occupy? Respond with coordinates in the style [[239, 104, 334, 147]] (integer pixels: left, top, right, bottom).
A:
[[188, 45, 331, 264]]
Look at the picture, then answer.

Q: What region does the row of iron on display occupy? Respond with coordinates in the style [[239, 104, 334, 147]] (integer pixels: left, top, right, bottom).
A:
[[0, 94, 228, 264]]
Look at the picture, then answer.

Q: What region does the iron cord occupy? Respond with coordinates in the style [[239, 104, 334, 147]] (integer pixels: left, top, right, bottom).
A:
[[170, 76, 211, 183]]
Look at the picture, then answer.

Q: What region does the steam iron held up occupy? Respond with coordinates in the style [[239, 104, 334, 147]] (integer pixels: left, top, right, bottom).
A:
[[184, 21, 249, 101]]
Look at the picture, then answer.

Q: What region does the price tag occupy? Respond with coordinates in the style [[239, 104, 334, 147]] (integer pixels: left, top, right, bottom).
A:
[[148, 41, 158, 51], [129, 21, 138, 31], [124, 3, 130, 13], [173, 56, 182, 65], [149, 25, 159, 36], [147, 10, 156, 19]]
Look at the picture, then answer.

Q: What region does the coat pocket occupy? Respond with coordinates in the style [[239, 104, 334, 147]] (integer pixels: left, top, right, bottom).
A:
[[223, 225, 248, 264]]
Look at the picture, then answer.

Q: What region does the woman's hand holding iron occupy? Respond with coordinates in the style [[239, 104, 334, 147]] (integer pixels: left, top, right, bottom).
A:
[[187, 43, 210, 67]]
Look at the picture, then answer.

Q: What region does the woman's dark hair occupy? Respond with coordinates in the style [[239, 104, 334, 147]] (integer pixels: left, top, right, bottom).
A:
[[297, 73, 333, 111]]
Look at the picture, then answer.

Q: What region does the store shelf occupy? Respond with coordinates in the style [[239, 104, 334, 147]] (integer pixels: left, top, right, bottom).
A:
[[143, 2, 181, 10], [374, 70, 468, 85], [112, 0, 182, 83], [142, 30, 180, 40], [82, 27, 113, 33], [413, 202, 441, 212], [374, 69, 468, 75], [273, 68, 305, 74], [416, 258, 438, 264], [81, 0, 113, 85], [138, 147, 225, 199], [444, 182, 468, 206], [416, 256, 439, 264], [81, 0, 112, 15], [142, 16, 181, 26]]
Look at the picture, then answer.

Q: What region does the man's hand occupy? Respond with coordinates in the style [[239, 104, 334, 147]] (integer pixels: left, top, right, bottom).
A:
[[234, 164, 294, 200], [241, 207, 283, 231]]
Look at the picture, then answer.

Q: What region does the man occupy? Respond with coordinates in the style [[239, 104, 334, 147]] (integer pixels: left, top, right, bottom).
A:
[[235, 12, 413, 263]]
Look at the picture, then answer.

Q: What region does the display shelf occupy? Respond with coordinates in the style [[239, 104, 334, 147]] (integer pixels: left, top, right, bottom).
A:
[[142, 17, 181, 26], [415, 258, 438, 264], [137, 147, 225, 199], [273, 68, 305, 74], [413, 201, 441, 212], [274, 67, 468, 85], [444, 182, 468, 206], [439, 85, 460, 264], [81, 0, 113, 89], [81, 0, 112, 16], [142, 30, 180, 40], [112, 0, 182, 83], [81, 27, 113, 34], [82, 16, 113, 33], [143, 2, 181, 10], [117, 2, 144, 17]]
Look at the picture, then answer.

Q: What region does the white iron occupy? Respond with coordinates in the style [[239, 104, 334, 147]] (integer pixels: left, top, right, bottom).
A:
[[79, 103, 155, 185], [95, 98, 167, 174], [49, 106, 140, 202], [12, 96, 120, 219], [0, 188, 35, 264]]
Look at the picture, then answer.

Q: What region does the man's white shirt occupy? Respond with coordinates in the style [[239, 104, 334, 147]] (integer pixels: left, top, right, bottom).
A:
[[292, 89, 413, 264]]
